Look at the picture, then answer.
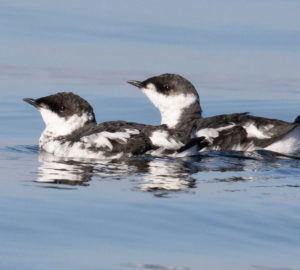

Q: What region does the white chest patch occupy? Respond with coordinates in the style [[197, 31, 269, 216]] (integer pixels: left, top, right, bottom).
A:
[[40, 108, 93, 137], [141, 83, 198, 128]]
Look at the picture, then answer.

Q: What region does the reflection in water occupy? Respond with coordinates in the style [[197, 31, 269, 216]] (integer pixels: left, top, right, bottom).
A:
[[137, 158, 198, 195], [194, 150, 288, 183], [37, 153, 94, 186], [37, 152, 199, 194], [33, 148, 300, 194]]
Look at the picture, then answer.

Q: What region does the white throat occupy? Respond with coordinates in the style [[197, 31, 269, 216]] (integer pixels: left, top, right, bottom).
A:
[[39, 108, 92, 137], [141, 83, 198, 128]]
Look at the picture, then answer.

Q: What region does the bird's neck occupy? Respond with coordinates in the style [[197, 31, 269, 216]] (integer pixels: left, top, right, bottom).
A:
[[39, 108, 96, 137], [161, 101, 202, 130]]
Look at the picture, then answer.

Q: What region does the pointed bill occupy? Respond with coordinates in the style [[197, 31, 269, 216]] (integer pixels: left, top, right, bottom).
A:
[[127, 80, 143, 88], [23, 98, 40, 108]]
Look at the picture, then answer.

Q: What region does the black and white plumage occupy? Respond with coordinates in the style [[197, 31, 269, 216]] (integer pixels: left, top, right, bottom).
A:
[[128, 73, 300, 154], [23, 92, 208, 159]]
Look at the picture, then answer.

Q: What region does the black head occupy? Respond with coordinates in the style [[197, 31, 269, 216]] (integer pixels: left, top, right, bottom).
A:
[[23, 92, 96, 122], [128, 74, 202, 128], [128, 73, 199, 98]]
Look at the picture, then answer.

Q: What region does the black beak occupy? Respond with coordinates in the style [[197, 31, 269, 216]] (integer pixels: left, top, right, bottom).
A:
[[127, 80, 143, 88], [23, 98, 39, 108]]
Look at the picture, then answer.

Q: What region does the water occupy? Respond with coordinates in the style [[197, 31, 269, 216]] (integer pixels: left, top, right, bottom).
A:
[[1, 1, 300, 269], [1, 96, 300, 270]]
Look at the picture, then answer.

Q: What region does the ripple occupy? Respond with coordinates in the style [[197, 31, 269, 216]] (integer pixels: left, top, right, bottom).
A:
[[3, 145, 39, 154], [4, 146, 300, 196], [34, 153, 199, 195]]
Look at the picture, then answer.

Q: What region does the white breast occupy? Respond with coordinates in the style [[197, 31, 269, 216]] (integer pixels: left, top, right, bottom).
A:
[[141, 83, 198, 128], [40, 108, 94, 136]]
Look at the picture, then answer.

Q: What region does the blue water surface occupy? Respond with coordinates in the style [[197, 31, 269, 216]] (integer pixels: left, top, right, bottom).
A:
[[1, 96, 300, 270], [1, 1, 300, 270]]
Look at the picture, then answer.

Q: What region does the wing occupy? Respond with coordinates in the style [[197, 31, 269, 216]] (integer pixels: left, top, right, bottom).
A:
[[196, 113, 298, 150], [62, 121, 153, 156], [62, 121, 204, 157]]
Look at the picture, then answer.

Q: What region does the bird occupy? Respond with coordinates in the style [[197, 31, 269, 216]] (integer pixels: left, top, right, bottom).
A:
[[128, 73, 300, 154], [23, 92, 208, 159]]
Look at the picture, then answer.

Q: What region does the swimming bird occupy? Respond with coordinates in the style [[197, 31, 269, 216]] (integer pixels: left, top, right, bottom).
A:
[[23, 92, 207, 159], [128, 73, 300, 154]]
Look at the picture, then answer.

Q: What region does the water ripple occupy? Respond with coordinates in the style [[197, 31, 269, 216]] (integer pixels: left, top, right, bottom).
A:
[[3, 145, 300, 196], [3, 145, 39, 154]]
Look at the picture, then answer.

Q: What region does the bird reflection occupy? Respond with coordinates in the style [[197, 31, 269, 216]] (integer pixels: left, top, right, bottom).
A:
[[35, 150, 295, 193], [37, 152, 94, 186], [36, 151, 200, 194], [137, 158, 198, 196]]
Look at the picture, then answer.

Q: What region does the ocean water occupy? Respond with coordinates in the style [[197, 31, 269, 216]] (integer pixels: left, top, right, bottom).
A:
[[1, 1, 300, 270], [1, 96, 300, 270]]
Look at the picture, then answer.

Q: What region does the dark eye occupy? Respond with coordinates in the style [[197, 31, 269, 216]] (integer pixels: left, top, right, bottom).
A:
[[164, 85, 170, 91], [59, 106, 65, 112]]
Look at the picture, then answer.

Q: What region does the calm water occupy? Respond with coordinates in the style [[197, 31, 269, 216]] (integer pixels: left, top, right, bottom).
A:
[[1, 96, 300, 270], [1, 1, 300, 270]]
